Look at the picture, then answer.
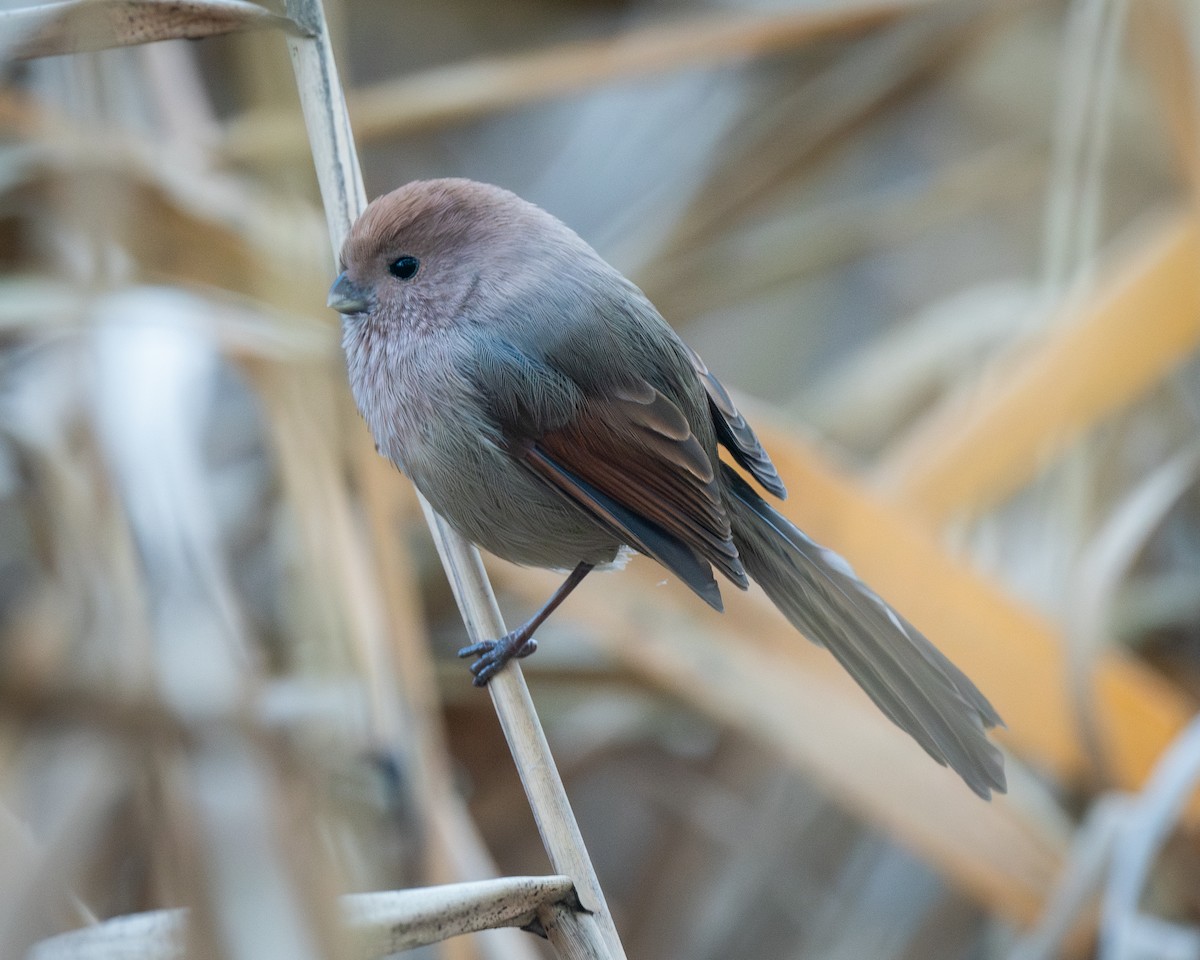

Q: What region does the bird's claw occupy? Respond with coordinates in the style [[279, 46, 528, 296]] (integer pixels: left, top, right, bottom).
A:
[[457, 633, 537, 686]]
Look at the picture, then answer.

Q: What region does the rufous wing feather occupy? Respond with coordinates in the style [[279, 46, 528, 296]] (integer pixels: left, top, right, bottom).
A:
[[520, 379, 749, 606], [683, 344, 787, 500]]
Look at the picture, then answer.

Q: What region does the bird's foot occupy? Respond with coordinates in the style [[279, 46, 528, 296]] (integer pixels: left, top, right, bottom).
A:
[[457, 630, 538, 686]]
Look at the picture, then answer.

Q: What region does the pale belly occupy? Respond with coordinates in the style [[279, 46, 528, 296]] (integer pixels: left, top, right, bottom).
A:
[[345, 319, 625, 570], [394, 427, 625, 571]]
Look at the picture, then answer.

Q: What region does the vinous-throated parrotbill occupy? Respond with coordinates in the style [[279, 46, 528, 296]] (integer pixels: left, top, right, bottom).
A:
[[328, 179, 1005, 799]]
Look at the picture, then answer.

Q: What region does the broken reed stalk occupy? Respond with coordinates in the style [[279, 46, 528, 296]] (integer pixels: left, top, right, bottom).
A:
[[279, 1, 626, 957], [222, 0, 921, 159], [28, 875, 583, 960], [0, 0, 304, 60]]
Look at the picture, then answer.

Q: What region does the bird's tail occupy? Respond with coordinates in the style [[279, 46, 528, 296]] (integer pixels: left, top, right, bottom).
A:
[[722, 464, 1006, 799]]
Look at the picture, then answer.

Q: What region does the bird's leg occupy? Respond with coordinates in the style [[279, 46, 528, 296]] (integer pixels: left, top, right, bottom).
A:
[[458, 562, 594, 686]]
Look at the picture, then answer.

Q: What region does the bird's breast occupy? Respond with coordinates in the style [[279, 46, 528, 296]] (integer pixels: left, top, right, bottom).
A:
[[342, 316, 622, 569], [343, 317, 450, 466]]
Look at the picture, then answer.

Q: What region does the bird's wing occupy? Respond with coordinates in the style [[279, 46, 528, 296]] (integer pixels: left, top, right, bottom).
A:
[[682, 344, 787, 500], [521, 378, 749, 607], [463, 336, 746, 607]]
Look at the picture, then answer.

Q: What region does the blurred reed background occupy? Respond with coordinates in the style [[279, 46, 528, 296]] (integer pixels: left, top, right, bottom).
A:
[[2, 0, 1200, 957]]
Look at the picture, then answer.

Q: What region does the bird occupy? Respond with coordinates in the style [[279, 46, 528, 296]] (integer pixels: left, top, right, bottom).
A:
[[328, 178, 1006, 799]]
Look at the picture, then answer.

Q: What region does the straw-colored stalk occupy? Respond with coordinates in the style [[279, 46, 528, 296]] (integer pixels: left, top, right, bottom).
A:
[[280, 0, 626, 956]]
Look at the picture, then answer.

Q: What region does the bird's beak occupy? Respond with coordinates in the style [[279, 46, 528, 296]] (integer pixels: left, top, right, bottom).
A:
[[327, 272, 370, 315]]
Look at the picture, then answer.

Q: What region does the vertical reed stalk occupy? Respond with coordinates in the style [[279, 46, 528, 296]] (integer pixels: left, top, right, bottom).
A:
[[280, 1, 626, 955]]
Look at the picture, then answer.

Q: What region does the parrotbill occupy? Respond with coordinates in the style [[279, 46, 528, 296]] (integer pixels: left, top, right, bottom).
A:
[[328, 178, 1005, 799]]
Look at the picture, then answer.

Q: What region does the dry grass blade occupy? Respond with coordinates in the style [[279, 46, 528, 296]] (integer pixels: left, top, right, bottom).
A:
[[224, 0, 932, 160], [1, 0, 306, 61], [1132, 0, 1200, 206], [1007, 795, 1131, 960], [1040, 0, 1129, 293], [1067, 446, 1200, 787], [280, 0, 625, 955], [652, 0, 1010, 254], [875, 212, 1200, 524], [1101, 717, 1200, 958], [799, 282, 1035, 451]]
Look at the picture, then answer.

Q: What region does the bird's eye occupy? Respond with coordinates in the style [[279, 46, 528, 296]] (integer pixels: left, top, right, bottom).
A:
[[388, 256, 420, 280]]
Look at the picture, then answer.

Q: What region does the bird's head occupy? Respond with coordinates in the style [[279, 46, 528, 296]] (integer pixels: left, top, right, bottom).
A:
[[328, 178, 566, 332]]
